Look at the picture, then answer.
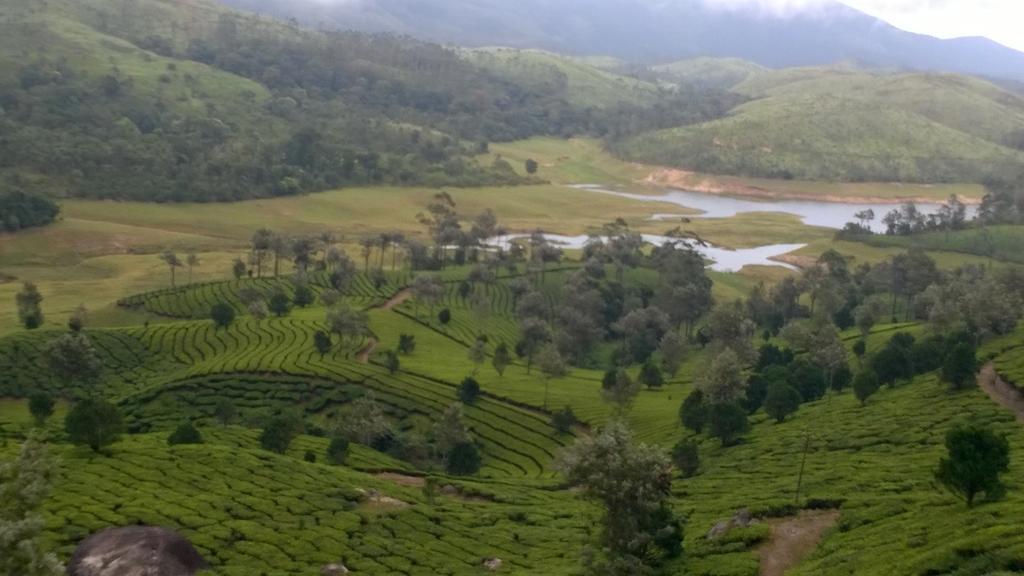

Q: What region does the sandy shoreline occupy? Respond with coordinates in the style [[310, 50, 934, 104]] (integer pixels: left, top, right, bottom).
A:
[[640, 168, 984, 206]]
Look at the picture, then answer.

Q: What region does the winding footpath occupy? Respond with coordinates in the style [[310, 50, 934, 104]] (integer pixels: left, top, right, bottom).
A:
[[356, 288, 415, 364], [977, 363, 1024, 423]]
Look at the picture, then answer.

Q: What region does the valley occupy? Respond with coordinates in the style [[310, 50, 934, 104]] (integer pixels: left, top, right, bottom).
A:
[[2, 1, 1024, 575]]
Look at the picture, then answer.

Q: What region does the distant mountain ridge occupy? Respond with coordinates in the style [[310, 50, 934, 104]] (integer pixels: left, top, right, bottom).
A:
[[221, 0, 1024, 81]]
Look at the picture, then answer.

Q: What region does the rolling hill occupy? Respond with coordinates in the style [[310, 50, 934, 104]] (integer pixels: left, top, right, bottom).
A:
[[0, 0, 692, 202], [617, 67, 1024, 183], [221, 0, 1024, 81]]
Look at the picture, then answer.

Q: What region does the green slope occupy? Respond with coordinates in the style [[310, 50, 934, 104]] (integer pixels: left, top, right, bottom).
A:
[[464, 47, 660, 109], [618, 68, 1024, 184], [653, 57, 766, 90]]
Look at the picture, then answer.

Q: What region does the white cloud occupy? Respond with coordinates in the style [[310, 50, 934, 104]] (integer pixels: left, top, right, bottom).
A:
[[702, 0, 1024, 51]]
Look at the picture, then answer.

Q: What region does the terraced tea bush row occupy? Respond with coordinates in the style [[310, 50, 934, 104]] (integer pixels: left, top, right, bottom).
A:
[[42, 434, 591, 575], [118, 271, 410, 319]]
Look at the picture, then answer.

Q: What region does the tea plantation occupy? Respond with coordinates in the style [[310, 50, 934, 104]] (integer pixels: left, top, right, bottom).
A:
[[5, 262, 1024, 575]]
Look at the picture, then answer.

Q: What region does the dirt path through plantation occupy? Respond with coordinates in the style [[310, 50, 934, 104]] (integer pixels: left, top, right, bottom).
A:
[[381, 288, 413, 310], [356, 338, 378, 363], [355, 289, 413, 363], [758, 510, 840, 576], [375, 472, 425, 487], [978, 363, 1024, 424]]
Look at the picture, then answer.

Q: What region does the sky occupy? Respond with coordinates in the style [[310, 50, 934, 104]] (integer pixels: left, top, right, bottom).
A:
[[707, 0, 1024, 52]]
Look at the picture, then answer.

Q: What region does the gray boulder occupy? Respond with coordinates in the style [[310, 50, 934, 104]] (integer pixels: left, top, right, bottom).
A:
[[68, 526, 208, 576]]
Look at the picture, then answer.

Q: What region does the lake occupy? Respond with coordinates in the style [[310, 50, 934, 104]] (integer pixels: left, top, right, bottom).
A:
[[493, 233, 805, 272], [574, 184, 977, 232]]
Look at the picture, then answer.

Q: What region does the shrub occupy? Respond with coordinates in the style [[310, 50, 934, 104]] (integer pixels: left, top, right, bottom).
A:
[[446, 442, 482, 475], [458, 377, 481, 404], [671, 439, 700, 478], [269, 291, 292, 317], [326, 437, 350, 465], [304, 450, 317, 463], [211, 303, 235, 329], [551, 406, 577, 433], [679, 389, 707, 434], [214, 398, 236, 425], [852, 370, 880, 406], [764, 384, 801, 423], [708, 402, 749, 446], [398, 334, 416, 355], [260, 416, 301, 454], [293, 284, 315, 307], [942, 342, 978, 390], [438, 308, 451, 325], [167, 421, 203, 445], [28, 392, 54, 426], [639, 359, 664, 389], [65, 398, 124, 452], [936, 423, 1010, 507]]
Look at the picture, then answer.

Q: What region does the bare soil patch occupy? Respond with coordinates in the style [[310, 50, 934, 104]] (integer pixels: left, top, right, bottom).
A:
[[757, 509, 839, 576], [355, 338, 378, 364], [978, 363, 1024, 423], [375, 472, 425, 487], [380, 288, 413, 310]]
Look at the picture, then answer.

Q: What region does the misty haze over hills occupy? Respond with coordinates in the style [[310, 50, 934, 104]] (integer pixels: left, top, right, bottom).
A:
[[221, 0, 1024, 80]]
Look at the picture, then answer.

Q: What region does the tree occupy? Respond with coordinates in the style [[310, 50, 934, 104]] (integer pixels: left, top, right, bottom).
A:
[[679, 389, 707, 434], [268, 290, 292, 317], [614, 306, 670, 364], [326, 437, 350, 465], [517, 317, 551, 373], [314, 330, 332, 357], [446, 442, 482, 475], [492, 342, 511, 376], [763, 384, 801, 423], [700, 348, 746, 403], [293, 284, 315, 308], [383, 350, 401, 374], [551, 406, 577, 433], [537, 343, 568, 410], [68, 304, 87, 332], [554, 422, 682, 572], [671, 439, 700, 478], [15, 282, 44, 330], [411, 274, 444, 318], [186, 252, 200, 284], [260, 415, 301, 454], [251, 228, 274, 278], [211, 302, 235, 329], [214, 399, 236, 425], [602, 368, 640, 413], [639, 359, 664, 389], [708, 402, 749, 446], [28, 393, 54, 427], [0, 433, 63, 576], [788, 358, 827, 402], [942, 343, 978, 390], [659, 330, 686, 377], [167, 421, 203, 445], [467, 338, 486, 375], [458, 377, 481, 405], [434, 403, 471, 460], [247, 299, 269, 321], [65, 398, 124, 452], [326, 304, 370, 346], [231, 257, 247, 279], [936, 423, 1010, 507], [159, 250, 183, 288], [438, 308, 451, 325], [46, 332, 102, 389], [398, 334, 416, 355], [525, 158, 539, 174], [852, 369, 880, 406], [339, 394, 393, 446]]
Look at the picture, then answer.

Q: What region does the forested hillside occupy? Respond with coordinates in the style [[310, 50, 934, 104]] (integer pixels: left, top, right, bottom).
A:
[[0, 0, 728, 202]]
